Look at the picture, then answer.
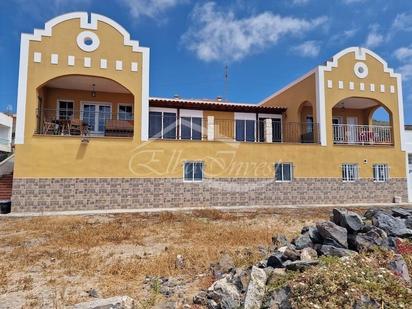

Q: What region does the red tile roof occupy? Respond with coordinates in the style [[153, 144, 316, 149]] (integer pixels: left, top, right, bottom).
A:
[[149, 97, 286, 113]]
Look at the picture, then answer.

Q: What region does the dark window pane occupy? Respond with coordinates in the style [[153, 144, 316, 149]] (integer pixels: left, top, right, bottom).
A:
[[236, 120, 245, 141], [163, 112, 176, 139], [306, 116, 314, 133], [184, 163, 193, 181], [59, 101, 73, 120], [258, 119, 265, 142], [283, 164, 291, 181], [192, 117, 202, 140], [275, 164, 282, 181], [181, 117, 191, 140], [246, 120, 255, 142], [149, 112, 162, 138], [119, 105, 133, 120], [272, 119, 282, 142], [193, 163, 203, 181]]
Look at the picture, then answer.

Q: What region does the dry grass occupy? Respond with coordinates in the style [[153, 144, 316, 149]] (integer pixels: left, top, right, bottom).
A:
[[0, 207, 348, 307]]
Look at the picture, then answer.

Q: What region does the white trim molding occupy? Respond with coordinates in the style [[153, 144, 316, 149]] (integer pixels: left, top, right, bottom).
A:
[[76, 31, 100, 52], [316, 46, 405, 150], [15, 12, 150, 144]]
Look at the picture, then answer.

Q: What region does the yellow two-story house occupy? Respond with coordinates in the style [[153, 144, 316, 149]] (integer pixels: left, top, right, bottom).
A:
[[12, 12, 407, 212]]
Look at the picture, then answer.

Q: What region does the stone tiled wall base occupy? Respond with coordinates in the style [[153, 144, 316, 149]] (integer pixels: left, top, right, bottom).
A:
[[11, 178, 408, 212]]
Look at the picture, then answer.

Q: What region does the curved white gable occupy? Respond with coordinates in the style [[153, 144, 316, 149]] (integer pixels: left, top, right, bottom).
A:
[[15, 12, 150, 144], [316, 46, 404, 149]]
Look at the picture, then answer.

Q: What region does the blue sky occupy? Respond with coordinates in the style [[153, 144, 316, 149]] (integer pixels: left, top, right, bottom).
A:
[[1, 0, 412, 121]]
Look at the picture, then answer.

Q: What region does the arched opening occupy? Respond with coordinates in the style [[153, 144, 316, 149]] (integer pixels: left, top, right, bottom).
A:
[[36, 75, 134, 137], [298, 101, 317, 143], [331, 97, 393, 145]]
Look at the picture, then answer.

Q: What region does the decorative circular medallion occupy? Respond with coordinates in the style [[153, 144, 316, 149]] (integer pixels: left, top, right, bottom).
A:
[[354, 62, 368, 79], [76, 31, 100, 52]]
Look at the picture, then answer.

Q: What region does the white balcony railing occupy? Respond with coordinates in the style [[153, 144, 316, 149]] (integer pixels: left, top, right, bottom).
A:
[[333, 124, 392, 145]]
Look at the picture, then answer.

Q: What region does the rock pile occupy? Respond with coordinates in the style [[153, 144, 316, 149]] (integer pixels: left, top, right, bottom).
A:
[[193, 207, 412, 309]]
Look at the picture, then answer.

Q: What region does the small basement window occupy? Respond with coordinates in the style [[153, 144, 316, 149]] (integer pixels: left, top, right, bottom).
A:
[[373, 164, 389, 182], [184, 161, 204, 182], [275, 163, 293, 182], [342, 164, 359, 182]]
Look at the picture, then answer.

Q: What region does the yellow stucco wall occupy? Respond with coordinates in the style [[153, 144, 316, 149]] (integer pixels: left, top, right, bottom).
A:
[[24, 18, 143, 142], [14, 16, 406, 179], [261, 73, 317, 124]]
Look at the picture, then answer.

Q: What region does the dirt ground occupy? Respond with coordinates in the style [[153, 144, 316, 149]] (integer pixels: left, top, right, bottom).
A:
[[0, 207, 364, 308]]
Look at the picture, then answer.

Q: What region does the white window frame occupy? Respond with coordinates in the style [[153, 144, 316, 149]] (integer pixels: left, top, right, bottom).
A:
[[56, 99, 75, 120], [342, 163, 359, 182], [179, 109, 203, 140], [373, 164, 389, 182], [183, 161, 204, 183], [117, 103, 133, 120], [80, 101, 112, 134], [258, 113, 282, 142], [234, 112, 256, 142], [274, 162, 293, 182], [149, 107, 177, 139]]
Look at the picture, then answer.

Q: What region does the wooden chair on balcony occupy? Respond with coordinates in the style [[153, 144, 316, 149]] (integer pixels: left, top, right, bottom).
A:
[[69, 119, 89, 136], [42, 118, 57, 135]]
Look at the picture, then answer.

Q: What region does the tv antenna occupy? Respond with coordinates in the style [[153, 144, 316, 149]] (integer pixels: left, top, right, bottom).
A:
[[224, 64, 228, 102]]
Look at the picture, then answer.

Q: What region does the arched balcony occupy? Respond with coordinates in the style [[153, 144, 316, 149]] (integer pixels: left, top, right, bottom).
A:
[[332, 97, 393, 145], [36, 75, 135, 138]]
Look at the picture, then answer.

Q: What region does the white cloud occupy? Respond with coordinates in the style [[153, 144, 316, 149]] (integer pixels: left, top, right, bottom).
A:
[[392, 13, 412, 32], [119, 0, 188, 19], [394, 45, 412, 81], [291, 41, 320, 58], [181, 2, 327, 62], [364, 25, 384, 49], [394, 46, 412, 62], [398, 64, 412, 81]]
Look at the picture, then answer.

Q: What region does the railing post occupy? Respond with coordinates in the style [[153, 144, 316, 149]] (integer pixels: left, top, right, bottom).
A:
[[265, 118, 272, 143], [207, 116, 214, 141]]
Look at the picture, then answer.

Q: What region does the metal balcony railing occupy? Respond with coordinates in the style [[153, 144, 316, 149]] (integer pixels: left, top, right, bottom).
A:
[[148, 114, 320, 144], [333, 124, 393, 145], [36, 109, 134, 137]]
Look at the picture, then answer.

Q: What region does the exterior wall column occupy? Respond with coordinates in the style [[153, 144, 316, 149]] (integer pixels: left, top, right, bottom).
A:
[[265, 118, 272, 143], [207, 116, 214, 141]]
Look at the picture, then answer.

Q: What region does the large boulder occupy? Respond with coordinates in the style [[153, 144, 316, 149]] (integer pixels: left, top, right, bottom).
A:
[[332, 208, 364, 232], [364, 208, 385, 220], [244, 266, 267, 309], [73, 296, 134, 309], [391, 208, 412, 218], [388, 254, 411, 283], [301, 226, 322, 243], [207, 277, 241, 309], [282, 247, 300, 261], [262, 286, 292, 309], [316, 221, 348, 248], [371, 212, 412, 237], [230, 268, 250, 293], [405, 217, 412, 229], [348, 226, 388, 252], [319, 245, 357, 257], [267, 253, 284, 268], [293, 233, 313, 250]]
